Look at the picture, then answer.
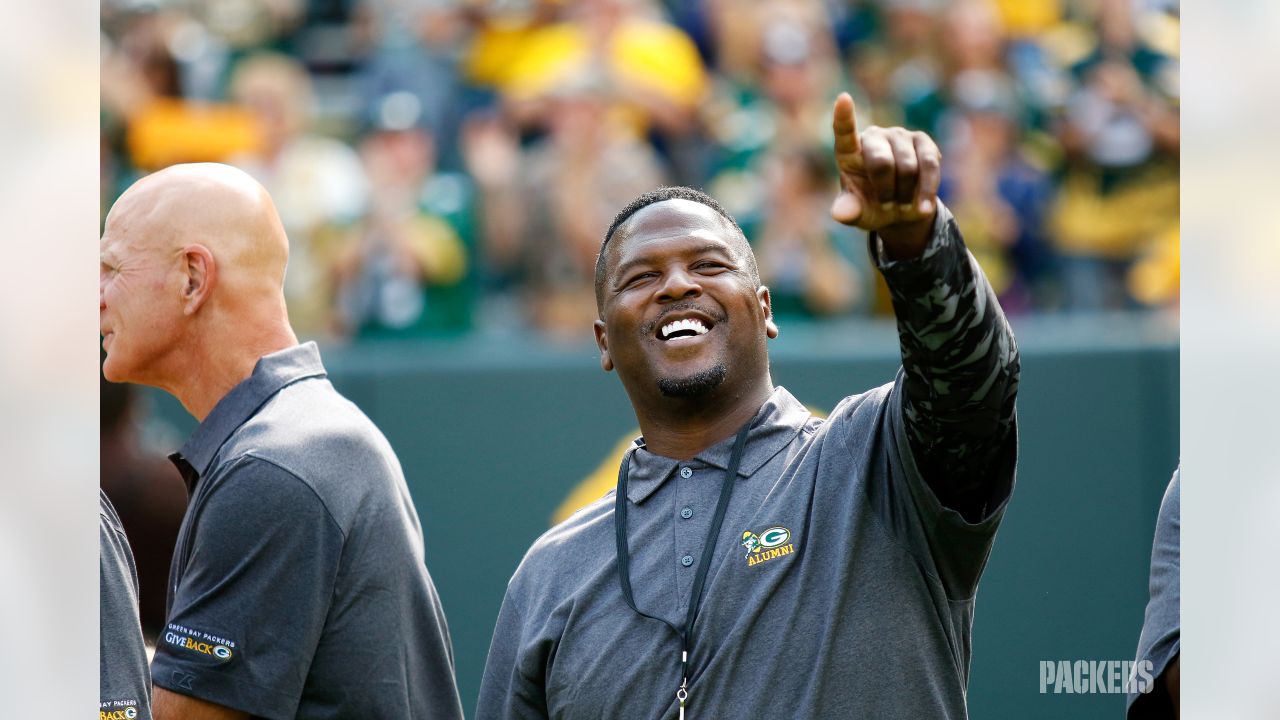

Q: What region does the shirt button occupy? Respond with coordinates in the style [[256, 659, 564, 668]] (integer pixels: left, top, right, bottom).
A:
[[680, 467, 693, 479], [680, 554, 694, 567], [680, 507, 693, 519]]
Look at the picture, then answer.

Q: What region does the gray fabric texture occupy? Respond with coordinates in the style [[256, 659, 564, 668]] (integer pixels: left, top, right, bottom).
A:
[[101, 489, 153, 720], [153, 342, 464, 720], [476, 206, 1019, 720], [1127, 468, 1180, 718]]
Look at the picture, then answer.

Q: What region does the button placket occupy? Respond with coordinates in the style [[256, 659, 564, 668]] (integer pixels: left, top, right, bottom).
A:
[[673, 464, 705, 604]]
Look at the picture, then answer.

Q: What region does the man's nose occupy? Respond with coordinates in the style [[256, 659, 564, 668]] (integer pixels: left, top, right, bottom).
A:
[[656, 268, 702, 302]]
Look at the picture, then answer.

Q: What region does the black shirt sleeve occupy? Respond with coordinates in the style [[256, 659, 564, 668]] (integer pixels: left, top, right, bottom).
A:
[[100, 490, 154, 720], [150, 457, 344, 719], [872, 202, 1021, 522]]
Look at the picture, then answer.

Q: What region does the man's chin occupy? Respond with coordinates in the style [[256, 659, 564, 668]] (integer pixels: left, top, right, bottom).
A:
[[101, 355, 137, 385], [101, 358, 123, 383], [656, 363, 727, 398]]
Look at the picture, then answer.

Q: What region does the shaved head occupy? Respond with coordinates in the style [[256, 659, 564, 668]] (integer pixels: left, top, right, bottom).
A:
[[104, 163, 290, 293], [100, 163, 299, 418]]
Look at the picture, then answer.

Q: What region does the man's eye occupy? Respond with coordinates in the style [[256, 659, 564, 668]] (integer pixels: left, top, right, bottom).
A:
[[695, 261, 726, 271]]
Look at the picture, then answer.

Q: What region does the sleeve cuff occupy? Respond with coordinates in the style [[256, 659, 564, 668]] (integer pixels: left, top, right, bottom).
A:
[[151, 651, 298, 720], [886, 370, 1015, 534], [869, 201, 964, 292]]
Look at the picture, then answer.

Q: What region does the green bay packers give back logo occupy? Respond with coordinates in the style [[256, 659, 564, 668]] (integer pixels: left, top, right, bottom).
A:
[[740, 526, 794, 567], [163, 622, 236, 664]]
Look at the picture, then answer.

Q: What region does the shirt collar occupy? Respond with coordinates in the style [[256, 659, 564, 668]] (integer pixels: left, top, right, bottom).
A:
[[168, 342, 327, 490], [625, 386, 811, 504]]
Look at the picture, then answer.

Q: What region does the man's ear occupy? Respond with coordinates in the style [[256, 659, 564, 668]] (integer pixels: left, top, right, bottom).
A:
[[593, 319, 614, 372], [180, 244, 217, 315], [758, 286, 779, 339]]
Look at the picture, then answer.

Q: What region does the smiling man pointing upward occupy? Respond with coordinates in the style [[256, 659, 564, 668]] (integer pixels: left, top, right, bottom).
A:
[[476, 93, 1020, 719]]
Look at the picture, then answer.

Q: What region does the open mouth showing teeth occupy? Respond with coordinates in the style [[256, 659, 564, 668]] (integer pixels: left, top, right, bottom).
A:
[[659, 318, 711, 340]]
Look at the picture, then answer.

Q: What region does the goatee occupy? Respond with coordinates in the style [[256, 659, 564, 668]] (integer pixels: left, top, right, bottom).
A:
[[656, 364, 727, 398]]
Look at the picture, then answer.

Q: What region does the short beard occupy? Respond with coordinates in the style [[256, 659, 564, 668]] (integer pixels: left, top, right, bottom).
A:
[[656, 364, 727, 398]]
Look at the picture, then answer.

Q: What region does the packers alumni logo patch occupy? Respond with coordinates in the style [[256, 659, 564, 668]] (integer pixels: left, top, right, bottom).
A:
[[740, 526, 795, 567], [163, 622, 236, 664]]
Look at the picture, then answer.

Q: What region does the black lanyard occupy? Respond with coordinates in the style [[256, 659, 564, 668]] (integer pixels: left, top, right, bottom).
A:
[[614, 423, 752, 720]]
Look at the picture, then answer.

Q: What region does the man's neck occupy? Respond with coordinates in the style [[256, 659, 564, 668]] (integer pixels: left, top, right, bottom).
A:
[[170, 327, 298, 421], [634, 381, 774, 461]]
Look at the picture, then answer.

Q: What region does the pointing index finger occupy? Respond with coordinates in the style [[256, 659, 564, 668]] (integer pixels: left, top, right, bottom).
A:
[[832, 92, 861, 160]]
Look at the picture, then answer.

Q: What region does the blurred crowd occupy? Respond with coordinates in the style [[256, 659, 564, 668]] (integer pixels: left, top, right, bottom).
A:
[[101, 0, 1180, 343]]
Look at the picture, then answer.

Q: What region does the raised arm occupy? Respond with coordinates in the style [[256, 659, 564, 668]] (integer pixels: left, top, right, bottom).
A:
[[829, 92, 1020, 521]]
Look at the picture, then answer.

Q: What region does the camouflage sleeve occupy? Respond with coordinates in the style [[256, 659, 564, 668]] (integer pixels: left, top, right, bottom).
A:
[[871, 201, 1020, 521]]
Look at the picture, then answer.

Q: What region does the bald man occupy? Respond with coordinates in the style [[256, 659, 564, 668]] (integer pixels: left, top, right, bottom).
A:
[[100, 163, 465, 720]]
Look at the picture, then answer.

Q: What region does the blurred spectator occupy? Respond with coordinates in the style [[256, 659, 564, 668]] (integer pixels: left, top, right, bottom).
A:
[[468, 70, 668, 338], [184, 0, 305, 51], [100, 370, 186, 642], [941, 0, 1007, 79], [478, 0, 707, 136], [879, 0, 948, 136], [749, 147, 862, 317], [461, 110, 528, 328], [702, 0, 761, 83], [704, 1, 842, 224], [101, 7, 184, 122], [102, 6, 261, 176], [756, 2, 843, 150], [332, 115, 476, 339], [938, 70, 1055, 313], [847, 41, 908, 128], [227, 51, 369, 337], [1050, 0, 1179, 311], [353, 0, 473, 170], [936, 1, 1053, 149], [465, 0, 708, 184], [462, 0, 563, 92], [99, 0, 1182, 339]]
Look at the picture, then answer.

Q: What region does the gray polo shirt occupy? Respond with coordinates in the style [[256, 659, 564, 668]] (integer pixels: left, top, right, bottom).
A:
[[1127, 468, 1180, 718], [477, 379, 1015, 719], [153, 342, 463, 720], [101, 489, 153, 720]]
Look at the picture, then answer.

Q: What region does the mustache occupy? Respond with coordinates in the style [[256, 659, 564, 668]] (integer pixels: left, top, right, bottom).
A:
[[639, 302, 727, 337]]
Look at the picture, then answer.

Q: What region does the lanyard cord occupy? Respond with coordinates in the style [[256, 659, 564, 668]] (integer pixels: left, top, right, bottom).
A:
[[614, 423, 752, 716]]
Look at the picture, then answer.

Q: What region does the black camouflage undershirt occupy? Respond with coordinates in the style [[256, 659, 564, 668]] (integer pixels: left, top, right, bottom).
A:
[[874, 204, 1021, 521]]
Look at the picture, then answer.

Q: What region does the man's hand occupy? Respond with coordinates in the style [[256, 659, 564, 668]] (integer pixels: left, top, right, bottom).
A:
[[829, 92, 941, 260]]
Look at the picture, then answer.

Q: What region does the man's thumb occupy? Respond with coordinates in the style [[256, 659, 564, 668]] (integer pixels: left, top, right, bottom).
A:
[[830, 191, 863, 226]]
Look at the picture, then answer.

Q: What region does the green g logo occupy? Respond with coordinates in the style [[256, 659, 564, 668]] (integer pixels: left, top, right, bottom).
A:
[[759, 527, 790, 548]]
